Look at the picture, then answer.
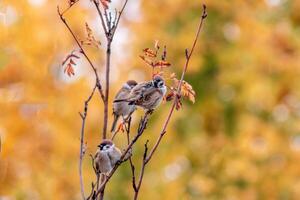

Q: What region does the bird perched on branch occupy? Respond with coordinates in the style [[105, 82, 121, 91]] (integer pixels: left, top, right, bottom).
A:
[[94, 139, 121, 174], [114, 75, 167, 113], [94, 139, 130, 174], [111, 80, 138, 133]]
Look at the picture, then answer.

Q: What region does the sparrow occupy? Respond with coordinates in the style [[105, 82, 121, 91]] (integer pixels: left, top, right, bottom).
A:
[[94, 139, 131, 174], [94, 139, 122, 174], [111, 80, 138, 133], [114, 75, 167, 112]]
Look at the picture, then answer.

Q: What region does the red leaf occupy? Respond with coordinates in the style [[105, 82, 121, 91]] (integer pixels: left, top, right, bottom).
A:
[[100, 0, 111, 10], [143, 48, 157, 57], [154, 60, 171, 68], [65, 63, 75, 77], [139, 55, 154, 66]]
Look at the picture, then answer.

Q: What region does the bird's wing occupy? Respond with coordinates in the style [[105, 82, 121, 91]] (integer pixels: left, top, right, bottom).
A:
[[125, 82, 149, 101], [115, 88, 130, 100], [108, 147, 122, 166]]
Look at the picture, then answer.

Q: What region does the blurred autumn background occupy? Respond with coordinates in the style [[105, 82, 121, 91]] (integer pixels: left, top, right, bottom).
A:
[[1, 0, 300, 199]]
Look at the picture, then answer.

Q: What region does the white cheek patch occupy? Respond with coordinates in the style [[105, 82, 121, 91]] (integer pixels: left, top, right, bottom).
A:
[[123, 83, 131, 90]]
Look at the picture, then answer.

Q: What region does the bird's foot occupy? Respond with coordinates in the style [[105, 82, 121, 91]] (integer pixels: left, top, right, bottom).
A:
[[116, 159, 123, 166]]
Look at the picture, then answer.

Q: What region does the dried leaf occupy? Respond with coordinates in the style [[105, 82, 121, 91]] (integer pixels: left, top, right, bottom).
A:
[[170, 72, 177, 79], [154, 60, 171, 68], [173, 79, 196, 103], [81, 23, 101, 49], [62, 52, 79, 77], [139, 55, 154, 66], [180, 80, 196, 103], [100, 0, 111, 10], [175, 99, 182, 110], [166, 92, 175, 102], [143, 48, 157, 57], [64, 63, 75, 77], [152, 71, 164, 78]]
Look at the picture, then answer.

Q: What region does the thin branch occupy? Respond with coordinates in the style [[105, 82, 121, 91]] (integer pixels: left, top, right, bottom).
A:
[[92, 0, 129, 140], [104, 9, 111, 30], [78, 83, 98, 200], [61, 0, 80, 15], [125, 118, 137, 192], [125, 6, 207, 200], [87, 155, 97, 200], [93, 0, 109, 36], [133, 140, 149, 200], [102, 41, 111, 139], [57, 6, 105, 102], [111, 0, 129, 39], [145, 5, 207, 164]]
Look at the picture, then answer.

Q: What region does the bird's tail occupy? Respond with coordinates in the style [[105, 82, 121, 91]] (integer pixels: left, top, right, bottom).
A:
[[111, 114, 120, 133], [113, 99, 128, 103], [114, 99, 135, 105]]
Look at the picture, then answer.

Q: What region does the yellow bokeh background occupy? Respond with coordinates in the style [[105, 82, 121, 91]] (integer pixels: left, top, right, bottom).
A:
[[1, 0, 300, 199]]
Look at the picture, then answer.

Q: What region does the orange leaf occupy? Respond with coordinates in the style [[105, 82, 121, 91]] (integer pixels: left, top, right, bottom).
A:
[[170, 72, 177, 79], [173, 79, 196, 103], [143, 48, 157, 57], [65, 63, 75, 77], [166, 92, 175, 102], [100, 0, 111, 10], [81, 23, 101, 49], [180, 81, 196, 103], [139, 55, 154, 66], [154, 60, 171, 68]]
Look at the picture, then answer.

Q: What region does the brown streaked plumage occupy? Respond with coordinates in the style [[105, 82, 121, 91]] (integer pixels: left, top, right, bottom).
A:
[[111, 80, 137, 132], [114, 76, 167, 111]]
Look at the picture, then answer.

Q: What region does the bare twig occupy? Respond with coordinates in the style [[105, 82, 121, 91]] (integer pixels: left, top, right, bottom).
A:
[[61, 0, 80, 15], [146, 5, 207, 164], [128, 5, 207, 199], [111, 0, 129, 40], [125, 118, 137, 192], [102, 41, 111, 139], [93, 0, 108, 36], [92, 0, 129, 140], [57, 6, 105, 102], [78, 84, 98, 200], [133, 141, 149, 200]]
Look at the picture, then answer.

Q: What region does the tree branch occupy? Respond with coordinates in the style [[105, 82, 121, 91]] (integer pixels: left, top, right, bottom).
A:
[[93, 0, 109, 36], [126, 6, 207, 199], [126, 118, 137, 192], [78, 83, 98, 200], [110, 0, 129, 40], [133, 140, 149, 200], [57, 6, 105, 102], [145, 5, 207, 164], [92, 0, 129, 140]]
